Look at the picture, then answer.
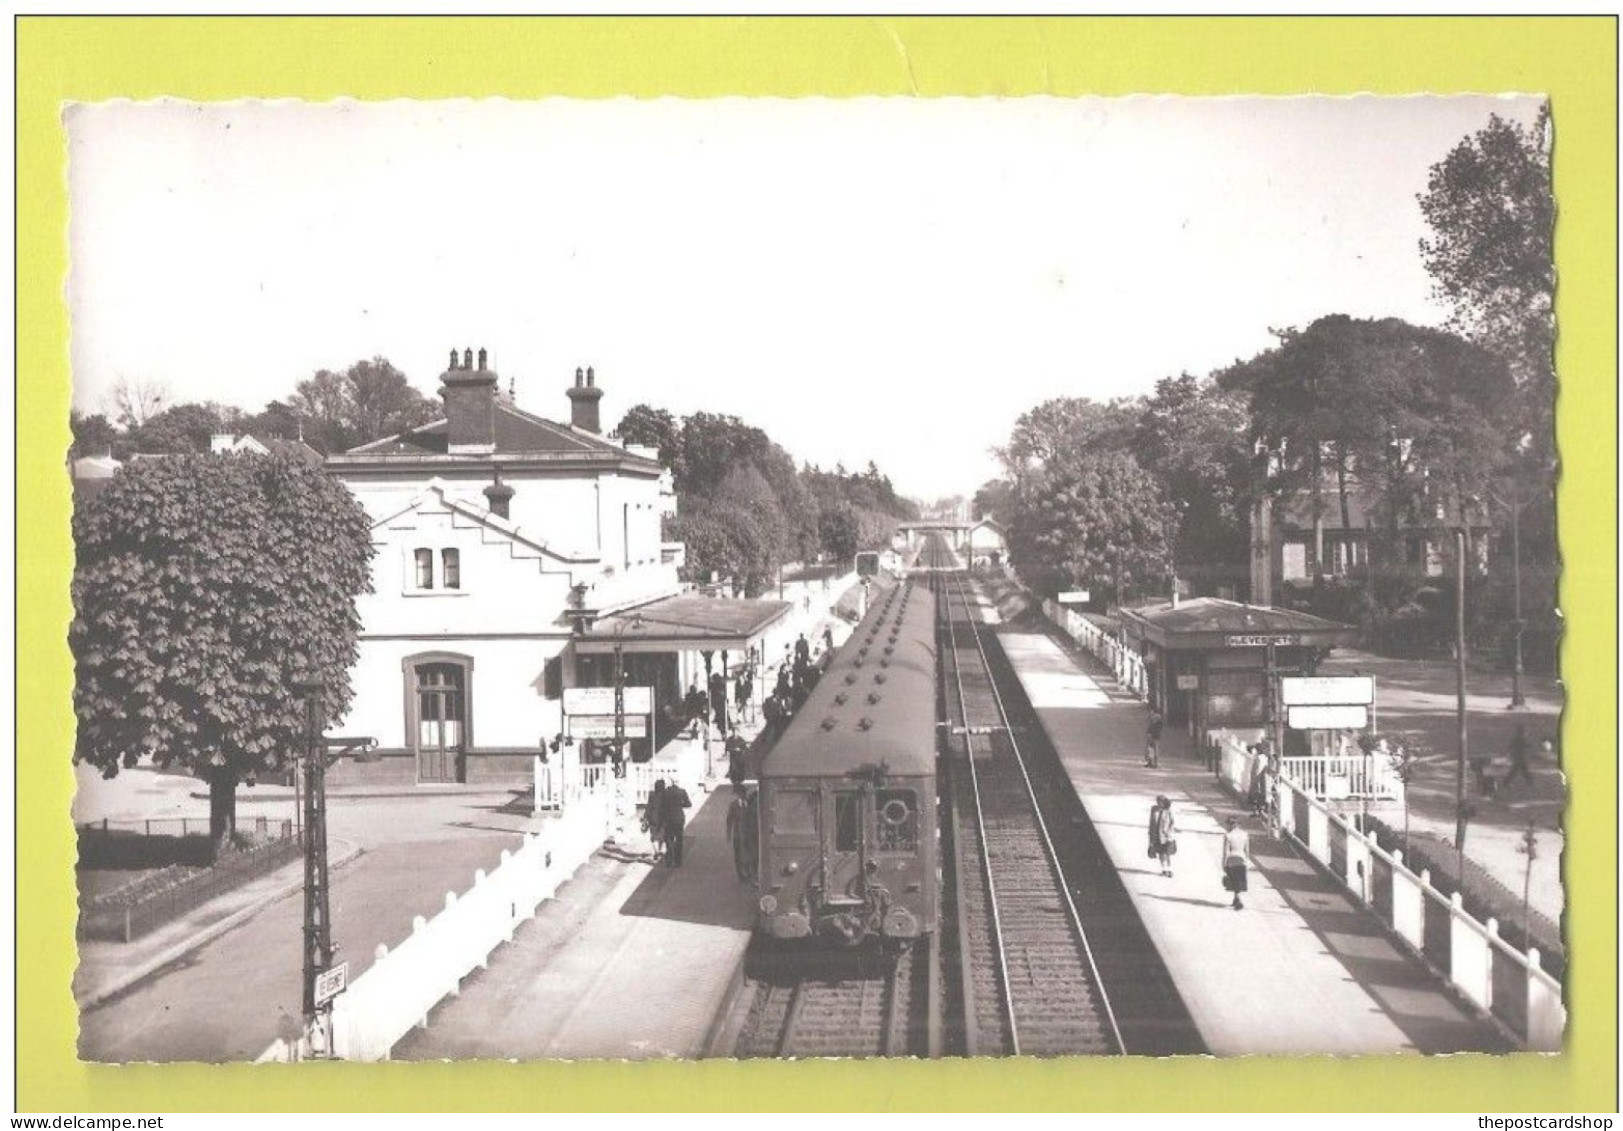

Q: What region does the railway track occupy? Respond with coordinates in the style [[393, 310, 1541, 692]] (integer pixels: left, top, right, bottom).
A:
[[729, 939, 936, 1058], [934, 553, 1126, 1056]]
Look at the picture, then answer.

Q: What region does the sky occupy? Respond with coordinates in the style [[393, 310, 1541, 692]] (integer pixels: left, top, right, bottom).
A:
[[66, 95, 1541, 500]]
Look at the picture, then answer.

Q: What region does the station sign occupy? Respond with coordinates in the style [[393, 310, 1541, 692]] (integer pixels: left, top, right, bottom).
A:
[[567, 715, 651, 740], [314, 962, 348, 1008], [563, 686, 653, 716], [1287, 704, 1369, 730], [1224, 634, 1301, 648], [1281, 676, 1375, 707], [1057, 590, 1092, 605], [1175, 674, 1200, 690]]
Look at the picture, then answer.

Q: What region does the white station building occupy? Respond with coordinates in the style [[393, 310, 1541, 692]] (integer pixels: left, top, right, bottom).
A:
[[326, 348, 790, 786]]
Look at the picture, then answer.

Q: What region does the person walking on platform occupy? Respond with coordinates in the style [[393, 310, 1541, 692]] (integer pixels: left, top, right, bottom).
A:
[[1221, 816, 1252, 910], [725, 732, 749, 791], [661, 780, 693, 868], [726, 786, 758, 884], [642, 779, 668, 864], [795, 633, 811, 667], [1147, 795, 1178, 877], [1144, 710, 1163, 768], [709, 670, 729, 736]]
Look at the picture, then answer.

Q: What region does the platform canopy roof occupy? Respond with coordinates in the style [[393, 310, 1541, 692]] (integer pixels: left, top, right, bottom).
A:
[[1119, 597, 1358, 652], [574, 595, 792, 655]]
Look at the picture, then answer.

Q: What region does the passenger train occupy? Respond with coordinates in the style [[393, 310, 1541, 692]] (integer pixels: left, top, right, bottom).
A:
[[753, 576, 940, 945]]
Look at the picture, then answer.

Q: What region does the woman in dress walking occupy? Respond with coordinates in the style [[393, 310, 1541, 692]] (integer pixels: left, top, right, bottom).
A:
[[1221, 815, 1251, 910], [1148, 795, 1177, 877]]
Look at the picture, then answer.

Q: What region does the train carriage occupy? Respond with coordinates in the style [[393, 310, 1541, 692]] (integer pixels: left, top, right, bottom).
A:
[[754, 577, 939, 944]]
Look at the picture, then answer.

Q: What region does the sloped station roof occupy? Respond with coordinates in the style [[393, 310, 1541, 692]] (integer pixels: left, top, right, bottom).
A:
[[333, 400, 660, 471], [1119, 597, 1358, 651], [574, 596, 793, 654]]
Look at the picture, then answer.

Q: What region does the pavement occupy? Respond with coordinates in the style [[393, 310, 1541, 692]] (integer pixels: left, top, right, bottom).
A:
[[394, 789, 753, 1061], [977, 582, 1511, 1055], [75, 787, 540, 1062], [1317, 649, 1565, 927]]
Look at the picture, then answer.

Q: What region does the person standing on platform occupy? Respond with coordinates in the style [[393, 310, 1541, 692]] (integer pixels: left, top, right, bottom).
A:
[[1144, 710, 1163, 768], [1505, 723, 1533, 787], [736, 668, 753, 724], [661, 780, 693, 868], [725, 732, 749, 791], [774, 662, 792, 703], [1147, 795, 1177, 877], [642, 779, 668, 864], [795, 633, 811, 668], [709, 669, 729, 736], [1221, 816, 1252, 910], [823, 626, 835, 656], [726, 786, 758, 883]]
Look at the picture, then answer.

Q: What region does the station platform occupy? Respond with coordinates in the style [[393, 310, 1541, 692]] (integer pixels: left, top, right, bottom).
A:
[[978, 590, 1512, 1056], [393, 787, 753, 1060]]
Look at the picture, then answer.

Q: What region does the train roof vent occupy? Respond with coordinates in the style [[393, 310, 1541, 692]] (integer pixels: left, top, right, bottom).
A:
[[858, 716, 874, 731], [844, 673, 858, 685], [867, 691, 882, 704], [878, 657, 890, 668], [873, 672, 887, 684], [821, 716, 838, 731]]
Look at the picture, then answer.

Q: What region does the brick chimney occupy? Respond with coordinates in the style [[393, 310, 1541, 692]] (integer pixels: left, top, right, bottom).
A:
[[566, 365, 603, 433], [483, 467, 515, 519], [441, 346, 498, 454]]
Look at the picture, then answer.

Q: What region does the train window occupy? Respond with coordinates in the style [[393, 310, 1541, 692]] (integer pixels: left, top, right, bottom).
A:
[[876, 789, 919, 852], [772, 789, 818, 836], [834, 792, 861, 852]]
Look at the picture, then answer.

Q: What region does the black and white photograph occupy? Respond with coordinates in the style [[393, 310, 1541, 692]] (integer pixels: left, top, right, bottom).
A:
[[66, 95, 1563, 1064]]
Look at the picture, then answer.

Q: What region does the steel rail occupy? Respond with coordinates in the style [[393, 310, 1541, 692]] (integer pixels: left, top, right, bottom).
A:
[[936, 545, 1021, 1054], [943, 565, 1128, 1055]]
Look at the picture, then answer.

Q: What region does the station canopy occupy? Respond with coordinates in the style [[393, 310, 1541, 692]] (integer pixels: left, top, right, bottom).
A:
[[574, 595, 793, 654], [1119, 597, 1358, 652]]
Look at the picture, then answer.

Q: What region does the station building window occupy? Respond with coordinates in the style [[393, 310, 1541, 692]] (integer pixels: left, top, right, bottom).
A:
[[409, 546, 466, 593]]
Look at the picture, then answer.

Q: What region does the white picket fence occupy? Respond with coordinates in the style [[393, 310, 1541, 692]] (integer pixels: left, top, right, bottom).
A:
[[259, 779, 615, 1063], [1041, 599, 1148, 699], [1218, 735, 1564, 1050]]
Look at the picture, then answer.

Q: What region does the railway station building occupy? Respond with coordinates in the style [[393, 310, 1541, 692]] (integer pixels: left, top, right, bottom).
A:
[[326, 348, 791, 785], [1117, 597, 1359, 757]]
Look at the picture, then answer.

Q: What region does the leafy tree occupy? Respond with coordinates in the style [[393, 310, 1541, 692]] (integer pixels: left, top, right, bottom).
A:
[[1419, 109, 1554, 448], [289, 368, 353, 452], [346, 358, 439, 445], [128, 402, 228, 455], [1006, 450, 1175, 601], [973, 478, 1014, 523], [1218, 316, 1513, 584], [818, 503, 862, 568], [71, 454, 374, 847], [613, 404, 681, 469], [290, 358, 437, 453], [1134, 373, 1253, 574], [70, 411, 121, 459], [995, 396, 1141, 481], [241, 399, 306, 443]]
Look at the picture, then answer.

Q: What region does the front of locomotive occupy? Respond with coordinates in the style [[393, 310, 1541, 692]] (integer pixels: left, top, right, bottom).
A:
[[755, 773, 933, 945], [755, 577, 939, 946]]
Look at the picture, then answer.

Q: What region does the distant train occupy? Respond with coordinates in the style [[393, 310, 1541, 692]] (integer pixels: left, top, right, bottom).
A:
[[753, 577, 939, 944]]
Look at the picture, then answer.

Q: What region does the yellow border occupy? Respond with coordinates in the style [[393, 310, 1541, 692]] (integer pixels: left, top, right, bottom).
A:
[[19, 16, 1616, 1113]]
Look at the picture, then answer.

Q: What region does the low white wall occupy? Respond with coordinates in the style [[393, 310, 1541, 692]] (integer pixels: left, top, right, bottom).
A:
[[1269, 771, 1564, 1051], [328, 785, 612, 1061], [1040, 599, 1146, 699]]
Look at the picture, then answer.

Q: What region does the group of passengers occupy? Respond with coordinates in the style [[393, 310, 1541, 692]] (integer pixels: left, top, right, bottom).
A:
[[641, 778, 694, 868]]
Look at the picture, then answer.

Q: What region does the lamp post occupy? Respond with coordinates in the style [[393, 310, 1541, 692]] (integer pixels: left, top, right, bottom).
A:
[[611, 613, 646, 779], [1452, 527, 1470, 878], [1506, 479, 1527, 709], [291, 677, 335, 1058]]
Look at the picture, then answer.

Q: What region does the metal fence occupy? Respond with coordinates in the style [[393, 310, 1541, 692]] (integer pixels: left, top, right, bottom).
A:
[[78, 820, 298, 943]]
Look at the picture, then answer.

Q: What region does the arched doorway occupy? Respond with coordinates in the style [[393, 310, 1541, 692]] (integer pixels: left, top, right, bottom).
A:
[[406, 654, 472, 783]]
